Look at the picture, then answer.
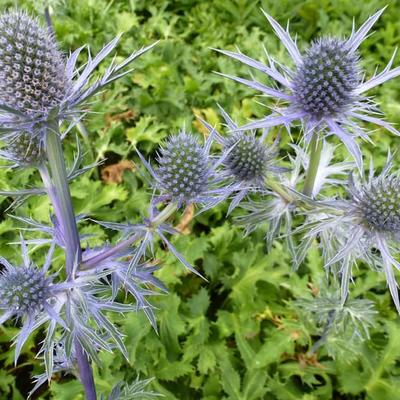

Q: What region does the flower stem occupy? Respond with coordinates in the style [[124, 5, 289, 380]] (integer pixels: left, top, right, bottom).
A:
[[302, 133, 323, 198], [152, 202, 178, 225], [310, 309, 336, 353], [45, 121, 81, 277], [82, 232, 143, 269], [266, 178, 293, 204], [75, 339, 97, 400], [43, 120, 97, 400], [81, 202, 178, 270]]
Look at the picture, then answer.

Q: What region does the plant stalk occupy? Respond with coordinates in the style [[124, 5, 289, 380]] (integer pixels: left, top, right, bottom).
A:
[[75, 339, 97, 400], [81, 202, 178, 270], [43, 120, 96, 400], [302, 133, 323, 198], [45, 121, 81, 277]]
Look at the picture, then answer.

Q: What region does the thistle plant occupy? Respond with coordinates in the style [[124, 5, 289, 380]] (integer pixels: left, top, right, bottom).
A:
[[0, 8, 161, 399], [2, 4, 400, 399], [213, 7, 400, 350]]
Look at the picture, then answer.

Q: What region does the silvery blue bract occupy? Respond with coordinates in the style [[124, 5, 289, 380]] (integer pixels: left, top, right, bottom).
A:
[[215, 8, 400, 170]]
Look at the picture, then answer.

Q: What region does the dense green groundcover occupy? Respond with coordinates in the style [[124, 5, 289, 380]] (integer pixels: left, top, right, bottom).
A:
[[1, 0, 400, 398]]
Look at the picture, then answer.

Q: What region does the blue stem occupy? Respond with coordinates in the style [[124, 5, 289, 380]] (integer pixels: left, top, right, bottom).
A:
[[44, 120, 96, 400], [75, 339, 97, 400], [45, 121, 81, 277]]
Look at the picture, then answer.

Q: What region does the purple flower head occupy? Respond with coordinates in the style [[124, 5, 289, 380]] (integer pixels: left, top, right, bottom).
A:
[[215, 8, 400, 170], [0, 265, 51, 317], [157, 131, 211, 205], [0, 239, 73, 365], [0, 10, 157, 141], [200, 106, 285, 213], [349, 170, 400, 235], [139, 130, 225, 210], [299, 157, 400, 313], [0, 11, 69, 118], [292, 38, 360, 119], [224, 131, 274, 183]]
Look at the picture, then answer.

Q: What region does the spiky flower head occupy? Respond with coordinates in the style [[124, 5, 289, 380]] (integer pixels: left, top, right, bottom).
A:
[[0, 10, 69, 118], [5, 132, 44, 166], [292, 38, 359, 119], [0, 266, 51, 317], [224, 131, 272, 183], [215, 8, 400, 170], [0, 9, 157, 144], [298, 159, 400, 315], [198, 106, 286, 213], [351, 173, 400, 234], [155, 131, 213, 206]]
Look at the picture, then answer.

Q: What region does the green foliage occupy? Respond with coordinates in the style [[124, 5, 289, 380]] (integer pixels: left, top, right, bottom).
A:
[[1, 0, 400, 399]]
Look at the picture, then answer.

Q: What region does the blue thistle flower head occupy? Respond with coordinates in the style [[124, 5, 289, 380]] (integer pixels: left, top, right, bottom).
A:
[[199, 106, 286, 213], [298, 158, 400, 314], [292, 38, 360, 119], [0, 10, 69, 118], [0, 265, 51, 317], [215, 8, 400, 170], [156, 131, 211, 205], [0, 9, 157, 140], [139, 129, 224, 209], [224, 131, 273, 183], [0, 239, 78, 365], [349, 169, 400, 235]]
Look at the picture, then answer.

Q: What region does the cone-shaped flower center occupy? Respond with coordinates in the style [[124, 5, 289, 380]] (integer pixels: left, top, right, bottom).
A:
[[0, 11, 69, 117], [356, 176, 400, 233], [225, 132, 270, 182], [157, 132, 210, 203], [0, 267, 51, 315], [292, 38, 359, 119]]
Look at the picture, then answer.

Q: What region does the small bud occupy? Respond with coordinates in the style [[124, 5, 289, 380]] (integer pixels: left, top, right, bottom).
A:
[[354, 175, 400, 233], [0, 266, 51, 316], [224, 132, 271, 183], [6, 132, 44, 165], [156, 132, 211, 204]]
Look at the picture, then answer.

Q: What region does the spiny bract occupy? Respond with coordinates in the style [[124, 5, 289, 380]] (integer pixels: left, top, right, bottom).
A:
[[157, 132, 210, 204], [292, 38, 359, 119], [353, 175, 400, 233], [6, 132, 44, 165], [0, 10, 69, 117], [224, 132, 270, 182], [0, 266, 51, 316]]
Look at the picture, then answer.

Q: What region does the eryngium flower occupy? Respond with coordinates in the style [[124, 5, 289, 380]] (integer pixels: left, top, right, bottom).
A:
[[224, 132, 271, 182], [236, 140, 352, 260], [0, 266, 51, 316], [157, 132, 210, 204], [139, 130, 224, 208], [0, 11, 69, 118], [351, 173, 400, 233], [0, 10, 156, 139], [2, 132, 44, 166], [292, 38, 359, 118], [0, 240, 72, 364], [298, 159, 400, 314], [200, 106, 285, 213], [215, 8, 400, 169]]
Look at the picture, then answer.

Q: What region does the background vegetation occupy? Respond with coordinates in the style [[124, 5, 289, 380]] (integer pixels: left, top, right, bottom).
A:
[[1, 0, 400, 398]]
